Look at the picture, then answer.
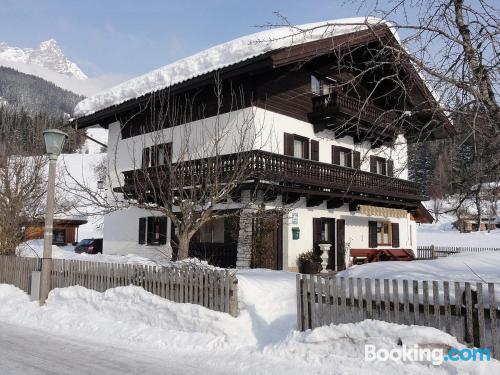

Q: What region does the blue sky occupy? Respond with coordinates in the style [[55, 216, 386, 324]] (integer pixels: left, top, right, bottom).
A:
[[0, 0, 375, 79]]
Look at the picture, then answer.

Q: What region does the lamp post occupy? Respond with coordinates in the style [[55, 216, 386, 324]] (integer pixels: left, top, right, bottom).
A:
[[39, 129, 67, 305]]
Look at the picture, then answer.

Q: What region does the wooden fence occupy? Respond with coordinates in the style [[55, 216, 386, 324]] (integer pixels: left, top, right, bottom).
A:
[[297, 274, 500, 359], [417, 245, 500, 260], [0, 256, 238, 316], [0, 256, 41, 293]]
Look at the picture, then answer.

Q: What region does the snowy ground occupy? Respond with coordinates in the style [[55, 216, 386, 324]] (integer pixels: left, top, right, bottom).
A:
[[338, 251, 500, 284], [417, 223, 500, 247], [0, 268, 499, 374], [16, 239, 216, 268]]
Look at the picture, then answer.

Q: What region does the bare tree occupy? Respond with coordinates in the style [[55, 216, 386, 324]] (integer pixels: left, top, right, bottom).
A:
[[66, 76, 283, 260], [269, 0, 499, 216], [0, 144, 46, 255]]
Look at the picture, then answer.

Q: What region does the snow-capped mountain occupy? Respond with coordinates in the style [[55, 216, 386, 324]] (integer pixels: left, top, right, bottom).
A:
[[0, 39, 87, 80]]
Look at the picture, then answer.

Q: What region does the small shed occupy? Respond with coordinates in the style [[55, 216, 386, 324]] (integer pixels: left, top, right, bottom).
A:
[[454, 216, 498, 233], [25, 215, 88, 245]]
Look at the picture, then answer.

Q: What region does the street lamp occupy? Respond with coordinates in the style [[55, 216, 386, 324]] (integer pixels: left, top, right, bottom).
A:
[[39, 129, 67, 305]]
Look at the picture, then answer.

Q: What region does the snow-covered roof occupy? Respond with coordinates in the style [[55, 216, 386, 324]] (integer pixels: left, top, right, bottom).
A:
[[74, 17, 390, 118]]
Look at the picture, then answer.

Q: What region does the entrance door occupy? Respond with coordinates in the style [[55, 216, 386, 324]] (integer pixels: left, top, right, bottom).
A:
[[313, 218, 347, 271], [251, 211, 283, 270], [313, 218, 335, 270]]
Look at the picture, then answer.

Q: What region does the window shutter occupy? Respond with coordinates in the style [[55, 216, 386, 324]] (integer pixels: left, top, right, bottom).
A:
[[138, 217, 146, 244], [159, 217, 168, 245], [284, 133, 294, 156], [303, 138, 310, 159], [353, 151, 361, 169], [368, 221, 377, 248], [387, 159, 394, 177], [391, 223, 400, 248], [310, 140, 319, 161], [346, 150, 352, 168], [336, 219, 345, 269], [369, 156, 377, 173], [332, 146, 340, 165], [146, 217, 155, 244], [313, 218, 322, 247], [142, 148, 150, 169]]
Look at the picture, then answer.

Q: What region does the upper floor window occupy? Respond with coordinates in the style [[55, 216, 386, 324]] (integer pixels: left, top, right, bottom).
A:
[[332, 146, 360, 169], [311, 74, 334, 96], [142, 143, 172, 168], [293, 138, 307, 158], [369, 156, 394, 177]]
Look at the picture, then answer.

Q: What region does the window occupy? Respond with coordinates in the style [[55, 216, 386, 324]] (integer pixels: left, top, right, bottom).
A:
[[142, 143, 172, 168], [138, 216, 167, 245], [293, 139, 305, 158], [332, 146, 359, 168], [376, 222, 392, 246], [376, 159, 385, 175], [53, 229, 66, 244], [284, 133, 310, 159], [193, 218, 225, 243], [311, 75, 321, 95], [369, 156, 393, 176]]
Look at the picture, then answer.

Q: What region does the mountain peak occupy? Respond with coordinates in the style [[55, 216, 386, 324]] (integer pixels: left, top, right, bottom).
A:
[[0, 39, 87, 80], [39, 39, 60, 50]]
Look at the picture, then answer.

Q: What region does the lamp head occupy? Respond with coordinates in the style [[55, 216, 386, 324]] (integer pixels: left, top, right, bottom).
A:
[[43, 129, 68, 160]]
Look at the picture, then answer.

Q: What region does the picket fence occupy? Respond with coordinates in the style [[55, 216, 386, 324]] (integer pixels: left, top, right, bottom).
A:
[[417, 245, 500, 260], [297, 274, 500, 359], [0, 255, 239, 316]]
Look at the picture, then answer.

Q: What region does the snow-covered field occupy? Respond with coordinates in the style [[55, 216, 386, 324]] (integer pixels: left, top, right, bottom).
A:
[[338, 251, 500, 284], [0, 275, 497, 374], [418, 223, 500, 247]]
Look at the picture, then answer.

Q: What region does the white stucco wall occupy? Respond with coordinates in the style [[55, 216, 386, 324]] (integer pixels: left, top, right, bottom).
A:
[[102, 206, 172, 259], [282, 198, 415, 270], [254, 108, 408, 180]]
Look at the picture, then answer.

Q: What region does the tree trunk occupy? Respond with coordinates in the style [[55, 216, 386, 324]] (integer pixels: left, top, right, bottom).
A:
[[177, 235, 190, 260]]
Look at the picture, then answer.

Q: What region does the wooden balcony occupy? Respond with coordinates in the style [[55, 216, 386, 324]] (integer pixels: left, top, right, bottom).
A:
[[121, 150, 424, 205], [309, 92, 399, 141]]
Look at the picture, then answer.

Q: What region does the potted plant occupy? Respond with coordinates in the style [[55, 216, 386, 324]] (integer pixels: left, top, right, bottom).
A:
[[297, 251, 322, 274]]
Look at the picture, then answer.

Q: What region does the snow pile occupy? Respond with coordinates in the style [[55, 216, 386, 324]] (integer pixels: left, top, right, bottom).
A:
[[338, 250, 500, 284], [0, 283, 497, 374], [74, 17, 390, 117]]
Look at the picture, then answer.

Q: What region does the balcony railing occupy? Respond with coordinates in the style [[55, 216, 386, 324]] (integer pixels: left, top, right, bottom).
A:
[[122, 151, 423, 202], [310, 91, 398, 128]]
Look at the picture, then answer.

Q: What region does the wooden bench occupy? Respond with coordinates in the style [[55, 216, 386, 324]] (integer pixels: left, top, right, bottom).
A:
[[350, 248, 415, 264]]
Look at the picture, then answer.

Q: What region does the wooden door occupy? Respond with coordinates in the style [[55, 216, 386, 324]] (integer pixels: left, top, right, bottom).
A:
[[252, 211, 283, 270]]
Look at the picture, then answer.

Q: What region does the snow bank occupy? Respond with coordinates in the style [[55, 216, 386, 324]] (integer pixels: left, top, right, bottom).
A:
[[0, 283, 497, 374], [74, 17, 390, 117]]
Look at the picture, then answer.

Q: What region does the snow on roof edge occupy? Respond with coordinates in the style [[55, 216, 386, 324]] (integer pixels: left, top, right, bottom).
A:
[[74, 17, 393, 118]]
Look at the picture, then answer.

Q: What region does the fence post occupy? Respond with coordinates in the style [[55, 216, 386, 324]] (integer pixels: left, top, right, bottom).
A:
[[431, 245, 436, 259]]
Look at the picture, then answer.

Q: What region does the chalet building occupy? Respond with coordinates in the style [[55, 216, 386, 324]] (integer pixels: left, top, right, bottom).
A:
[[25, 216, 88, 245], [72, 18, 449, 270]]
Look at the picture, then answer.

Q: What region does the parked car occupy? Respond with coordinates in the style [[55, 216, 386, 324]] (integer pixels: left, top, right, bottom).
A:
[[74, 238, 103, 254]]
